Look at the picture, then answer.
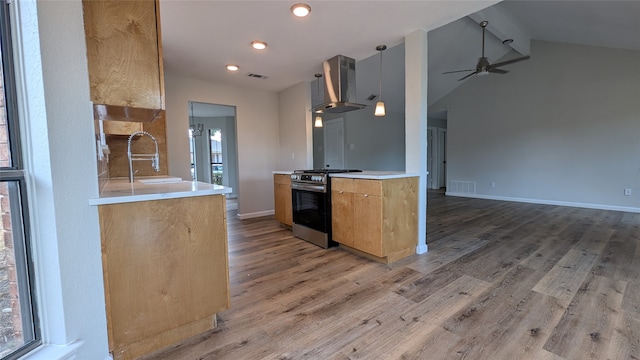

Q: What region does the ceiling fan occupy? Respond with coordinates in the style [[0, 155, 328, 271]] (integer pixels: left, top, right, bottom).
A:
[[443, 20, 530, 81]]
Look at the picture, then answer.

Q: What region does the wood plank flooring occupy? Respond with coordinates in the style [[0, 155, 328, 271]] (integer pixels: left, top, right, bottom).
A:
[[141, 191, 640, 360]]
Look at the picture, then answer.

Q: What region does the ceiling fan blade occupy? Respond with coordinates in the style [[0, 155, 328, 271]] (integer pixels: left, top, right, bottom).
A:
[[458, 71, 479, 81], [490, 55, 530, 69], [443, 69, 475, 74], [488, 68, 508, 74]]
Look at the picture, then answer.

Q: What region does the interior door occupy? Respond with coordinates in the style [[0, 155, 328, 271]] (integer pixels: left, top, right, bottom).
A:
[[323, 118, 344, 169], [438, 129, 447, 189], [427, 128, 435, 189]]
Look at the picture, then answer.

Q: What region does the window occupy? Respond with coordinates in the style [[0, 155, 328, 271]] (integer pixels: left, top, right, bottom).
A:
[[0, 2, 41, 359]]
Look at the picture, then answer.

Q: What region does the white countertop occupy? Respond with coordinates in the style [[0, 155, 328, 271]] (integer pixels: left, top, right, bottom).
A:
[[330, 171, 420, 180], [89, 177, 232, 205], [273, 170, 294, 175]]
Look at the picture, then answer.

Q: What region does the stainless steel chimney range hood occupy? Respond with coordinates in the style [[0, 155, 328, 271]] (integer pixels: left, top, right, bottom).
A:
[[313, 55, 367, 114]]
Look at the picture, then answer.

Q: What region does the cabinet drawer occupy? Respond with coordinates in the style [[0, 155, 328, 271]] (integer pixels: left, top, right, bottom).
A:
[[353, 179, 382, 196], [331, 178, 355, 192]]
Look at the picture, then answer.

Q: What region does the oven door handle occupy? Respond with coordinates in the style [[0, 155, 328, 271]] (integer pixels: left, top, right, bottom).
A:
[[291, 183, 326, 193]]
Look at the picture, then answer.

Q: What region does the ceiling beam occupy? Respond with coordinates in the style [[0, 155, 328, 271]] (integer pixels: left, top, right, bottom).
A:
[[469, 6, 531, 55]]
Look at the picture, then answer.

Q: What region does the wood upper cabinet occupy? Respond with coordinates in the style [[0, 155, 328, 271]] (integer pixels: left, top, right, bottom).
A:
[[274, 174, 292, 226], [83, 0, 165, 110], [331, 177, 418, 263], [98, 195, 229, 359]]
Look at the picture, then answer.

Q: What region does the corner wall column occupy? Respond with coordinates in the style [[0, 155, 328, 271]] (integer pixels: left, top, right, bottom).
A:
[[405, 29, 428, 254]]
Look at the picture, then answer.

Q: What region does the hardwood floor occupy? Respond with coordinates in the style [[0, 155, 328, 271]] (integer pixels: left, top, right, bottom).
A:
[[141, 191, 640, 360]]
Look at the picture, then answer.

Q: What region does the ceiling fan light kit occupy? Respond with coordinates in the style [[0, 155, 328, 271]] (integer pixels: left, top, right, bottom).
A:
[[443, 20, 530, 81]]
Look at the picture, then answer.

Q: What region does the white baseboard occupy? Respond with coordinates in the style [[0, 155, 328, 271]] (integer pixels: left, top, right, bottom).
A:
[[416, 243, 429, 254], [445, 192, 640, 213], [237, 209, 275, 220]]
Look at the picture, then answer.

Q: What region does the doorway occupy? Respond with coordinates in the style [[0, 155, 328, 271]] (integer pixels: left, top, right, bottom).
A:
[[189, 101, 239, 204], [427, 112, 448, 190], [438, 128, 447, 189], [427, 127, 435, 188]]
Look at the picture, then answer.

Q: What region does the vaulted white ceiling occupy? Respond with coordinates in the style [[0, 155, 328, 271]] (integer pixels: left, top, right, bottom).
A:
[[159, 0, 498, 92], [160, 1, 640, 115]]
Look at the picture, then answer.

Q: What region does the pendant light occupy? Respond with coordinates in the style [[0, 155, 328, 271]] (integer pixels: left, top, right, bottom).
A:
[[314, 73, 323, 128], [374, 45, 387, 116]]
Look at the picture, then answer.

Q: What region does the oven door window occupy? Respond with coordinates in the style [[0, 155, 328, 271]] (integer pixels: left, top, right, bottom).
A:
[[292, 189, 329, 233]]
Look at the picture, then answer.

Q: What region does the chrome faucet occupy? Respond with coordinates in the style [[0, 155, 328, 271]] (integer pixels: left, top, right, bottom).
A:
[[127, 131, 160, 183]]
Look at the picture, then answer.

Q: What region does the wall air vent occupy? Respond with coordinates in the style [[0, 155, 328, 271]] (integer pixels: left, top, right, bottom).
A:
[[247, 73, 268, 79], [450, 180, 476, 194]]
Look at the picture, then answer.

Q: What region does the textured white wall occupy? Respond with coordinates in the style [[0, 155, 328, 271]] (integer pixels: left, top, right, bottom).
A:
[[278, 81, 312, 170], [164, 74, 280, 216], [30, 0, 109, 358], [430, 40, 640, 211]]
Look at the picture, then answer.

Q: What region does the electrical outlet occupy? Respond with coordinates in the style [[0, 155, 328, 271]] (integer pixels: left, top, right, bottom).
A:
[[291, 153, 295, 160], [490, 182, 496, 189], [624, 188, 632, 196]]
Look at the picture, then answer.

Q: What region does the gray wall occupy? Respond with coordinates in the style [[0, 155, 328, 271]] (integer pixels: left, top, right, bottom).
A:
[[312, 43, 406, 171], [313, 109, 405, 170], [429, 40, 640, 211]]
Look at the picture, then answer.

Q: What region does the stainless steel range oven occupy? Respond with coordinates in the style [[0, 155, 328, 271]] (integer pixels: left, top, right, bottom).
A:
[[290, 169, 361, 248]]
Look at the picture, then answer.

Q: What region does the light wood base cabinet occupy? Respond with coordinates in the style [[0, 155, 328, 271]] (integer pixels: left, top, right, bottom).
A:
[[331, 177, 418, 263], [274, 174, 292, 226], [98, 195, 230, 360]]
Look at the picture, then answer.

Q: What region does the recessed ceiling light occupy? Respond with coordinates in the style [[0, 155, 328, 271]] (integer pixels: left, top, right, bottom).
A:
[[226, 64, 239, 71], [291, 3, 311, 17], [251, 41, 268, 50]]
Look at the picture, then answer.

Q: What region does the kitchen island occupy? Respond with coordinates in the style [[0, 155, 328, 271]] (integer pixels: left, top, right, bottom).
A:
[[90, 178, 232, 360], [330, 171, 419, 263]]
